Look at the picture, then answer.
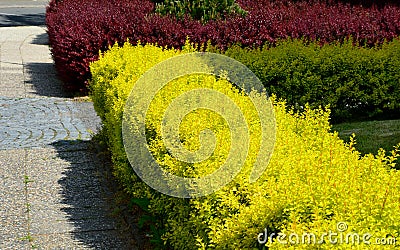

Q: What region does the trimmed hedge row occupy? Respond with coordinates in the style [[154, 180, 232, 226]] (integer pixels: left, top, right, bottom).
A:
[[46, 0, 154, 92], [46, 0, 400, 92], [89, 42, 400, 249], [290, 0, 400, 7], [220, 38, 400, 122]]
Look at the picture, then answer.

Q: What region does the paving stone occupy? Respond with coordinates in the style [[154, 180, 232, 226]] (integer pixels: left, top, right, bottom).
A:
[[50, 140, 91, 152], [0, 64, 24, 72], [28, 233, 88, 250], [0, 149, 29, 243], [0, 41, 23, 51], [0, 26, 46, 42], [0, 97, 100, 149], [0, 72, 25, 86], [0, 87, 26, 98], [25, 82, 67, 98], [0, 239, 30, 250], [24, 146, 128, 245], [20, 45, 52, 63], [29, 204, 118, 235], [32, 231, 134, 250], [0, 24, 136, 249]]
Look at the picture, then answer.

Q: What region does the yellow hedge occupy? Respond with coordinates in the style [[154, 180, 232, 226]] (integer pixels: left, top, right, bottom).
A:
[[89, 41, 400, 249]]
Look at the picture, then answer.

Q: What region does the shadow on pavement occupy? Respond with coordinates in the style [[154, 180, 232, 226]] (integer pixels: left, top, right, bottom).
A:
[[31, 32, 49, 45], [50, 140, 143, 249], [0, 13, 45, 27], [23, 32, 72, 98], [24, 62, 71, 98]]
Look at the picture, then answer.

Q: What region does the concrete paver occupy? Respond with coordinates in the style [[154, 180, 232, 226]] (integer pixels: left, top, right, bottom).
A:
[[0, 149, 29, 244], [0, 3, 137, 249], [0, 97, 96, 149]]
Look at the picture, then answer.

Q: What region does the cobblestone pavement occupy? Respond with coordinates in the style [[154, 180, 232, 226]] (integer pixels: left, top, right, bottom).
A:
[[0, 19, 137, 250], [0, 97, 95, 150]]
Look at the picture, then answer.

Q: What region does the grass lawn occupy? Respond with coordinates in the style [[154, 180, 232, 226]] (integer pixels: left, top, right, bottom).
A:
[[331, 119, 400, 157]]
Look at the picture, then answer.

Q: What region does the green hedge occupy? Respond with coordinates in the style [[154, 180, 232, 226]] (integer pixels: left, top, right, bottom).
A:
[[89, 41, 400, 249], [152, 0, 247, 23], [220, 38, 400, 123]]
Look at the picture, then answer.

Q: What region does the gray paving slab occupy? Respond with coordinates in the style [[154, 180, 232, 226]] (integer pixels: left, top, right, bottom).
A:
[[21, 43, 52, 61], [0, 149, 30, 244], [0, 6, 138, 248], [0, 53, 23, 65], [24, 145, 132, 248], [29, 204, 117, 235], [0, 73, 26, 96], [0, 239, 30, 250], [1, 65, 24, 73], [0, 26, 44, 42], [1, 26, 55, 99], [32, 231, 133, 250], [24, 84, 68, 99]]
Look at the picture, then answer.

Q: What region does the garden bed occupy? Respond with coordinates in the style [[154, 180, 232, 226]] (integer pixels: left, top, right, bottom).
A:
[[88, 41, 400, 249]]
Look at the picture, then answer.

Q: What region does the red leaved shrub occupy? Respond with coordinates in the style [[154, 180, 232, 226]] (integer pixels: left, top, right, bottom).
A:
[[46, 0, 154, 92], [46, 0, 400, 92]]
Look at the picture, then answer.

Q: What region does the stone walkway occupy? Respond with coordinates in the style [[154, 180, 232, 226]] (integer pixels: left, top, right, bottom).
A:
[[0, 25, 137, 249]]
